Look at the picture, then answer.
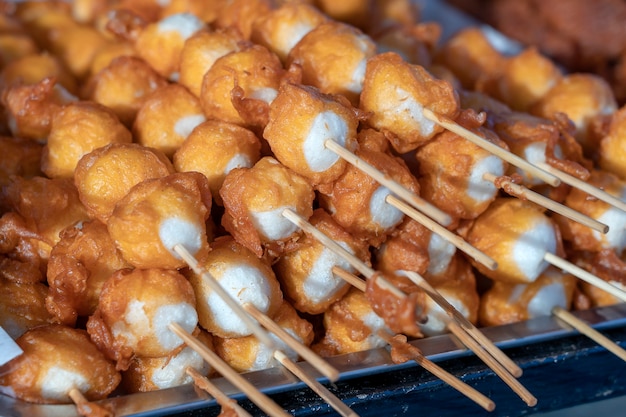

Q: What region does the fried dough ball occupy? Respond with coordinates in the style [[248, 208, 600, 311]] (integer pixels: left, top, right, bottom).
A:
[[465, 198, 564, 284], [0, 212, 48, 284], [275, 209, 371, 315], [42, 101, 132, 179], [188, 236, 283, 338], [123, 330, 213, 393], [251, 2, 328, 63], [360, 52, 460, 153], [134, 13, 206, 81], [0, 278, 53, 339], [82, 56, 168, 127], [14, 2, 76, 50], [313, 287, 393, 357], [46, 219, 131, 327], [314, 0, 369, 30], [87, 268, 198, 370], [107, 172, 212, 269], [287, 21, 376, 105], [213, 0, 274, 40], [0, 52, 77, 94], [573, 249, 626, 308], [599, 105, 626, 180], [0, 324, 120, 404], [479, 267, 577, 327], [554, 169, 626, 255], [179, 28, 246, 98], [46, 24, 110, 80], [2, 176, 90, 265], [0, 136, 42, 191], [133, 83, 206, 157], [319, 147, 420, 247], [220, 157, 315, 258], [0, 32, 38, 66], [263, 82, 359, 189], [88, 40, 136, 76], [200, 44, 285, 129], [215, 301, 314, 372], [173, 119, 261, 205], [74, 142, 175, 223], [160, 0, 228, 23], [415, 112, 509, 221], [531, 74, 618, 155], [2, 77, 77, 142], [373, 22, 438, 68]]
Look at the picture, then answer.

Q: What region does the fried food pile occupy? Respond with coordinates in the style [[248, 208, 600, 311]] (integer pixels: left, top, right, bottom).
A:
[[0, 0, 625, 411]]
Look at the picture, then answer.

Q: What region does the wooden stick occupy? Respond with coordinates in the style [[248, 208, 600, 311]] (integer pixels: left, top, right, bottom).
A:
[[422, 108, 561, 187], [273, 350, 359, 417], [324, 139, 453, 226], [552, 307, 626, 363], [173, 244, 277, 350], [377, 331, 496, 412], [385, 194, 498, 271], [447, 322, 537, 407], [242, 302, 341, 382], [483, 173, 608, 234], [68, 388, 113, 417], [537, 163, 626, 213], [169, 323, 292, 417], [402, 270, 523, 378], [332, 266, 367, 292], [543, 252, 626, 303], [187, 367, 253, 417]]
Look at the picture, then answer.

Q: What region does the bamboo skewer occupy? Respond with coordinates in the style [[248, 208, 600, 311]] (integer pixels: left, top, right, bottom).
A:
[[552, 307, 626, 363], [324, 139, 453, 226], [68, 388, 113, 417], [385, 194, 498, 271], [447, 322, 537, 407], [187, 368, 253, 417], [401, 270, 523, 378], [422, 108, 561, 187], [170, 323, 292, 417], [543, 252, 626, 303], [243, 302, 341, 382], [483, 173, 609, 234], [537, 163, 626, 213], [377, 331, 496, 412]]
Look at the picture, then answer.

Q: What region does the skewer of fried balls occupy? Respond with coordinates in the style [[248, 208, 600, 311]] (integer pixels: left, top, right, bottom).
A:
[[281, 208, 532, 408]]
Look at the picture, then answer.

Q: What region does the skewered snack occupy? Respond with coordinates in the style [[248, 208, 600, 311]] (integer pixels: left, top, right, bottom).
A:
[[42, 101, 132, 179], [74, 142, 175, 224], [215, 300, 314, 372], [479, 267, 577, 327], [188, 235, 283, 339], [359, 51, 460, 153], [122, 330, 213, 393], [599, 105, 626, 180], [263, 81, 360, 190], [286, 20, 376, 106], [46, 219, 130, 327], [173, 119, 261, 205], [107, 171, 212, 269], [0, 277, 53, 338], [87, 267, 199, 370], [0, 324, 120, 404], [220, 156, 315, 258], [275, 208, 371, 315], [133, 83, 205, 157], [415, 109, 508, 222]]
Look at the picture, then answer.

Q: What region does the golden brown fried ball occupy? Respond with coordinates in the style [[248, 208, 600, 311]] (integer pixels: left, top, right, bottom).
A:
[[160, 0, 228, 23], [188, 235, 283, 338], [0, 278, 53, 339], [46, 219, 130, 327], [287, 21, 376, 106], [133, 83, 205, 157], [87, 267, 199, 370], [599, 105, 626, 180], [88, 40, 136, 77], [82, 55, 168, 127], [215, 301, 314, 372], [107, 172, 212, 269], [275, 209, 371, 315], [46, 24, 110, 80], [0, 212, 48, 283], [220, 156, 315, 258], [213, 0, 274, 40], [0, 32, 38, 66], [74, 142, 174, 223], [173, 119, 261, 205], [0, 52, 77, 94], [0, 324, 120, 404], [41, 101, 132, 179], [360, 52, 460, 153], [263, 82, 359, 189], [200, 44, 285, 129]]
